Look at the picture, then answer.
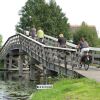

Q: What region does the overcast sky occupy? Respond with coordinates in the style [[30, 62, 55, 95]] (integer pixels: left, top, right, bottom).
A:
[[0, 0, 100, 44]]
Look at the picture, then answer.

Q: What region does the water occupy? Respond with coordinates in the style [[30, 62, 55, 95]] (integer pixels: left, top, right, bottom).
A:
[[0, 71, 36, 100], [0, 70, 57, 100]]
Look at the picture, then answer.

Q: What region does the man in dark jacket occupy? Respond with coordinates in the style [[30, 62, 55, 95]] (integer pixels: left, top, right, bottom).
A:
[[58, 33, 66, 48]]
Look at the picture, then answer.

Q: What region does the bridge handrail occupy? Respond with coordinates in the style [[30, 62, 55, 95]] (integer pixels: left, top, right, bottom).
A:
[[0, 33, 99, 75], [89, 47, 100, 52], [18, 33, 46, 47], [0, 33, 77, 55], [0, 34, 20, 59], [44, 34, 100, 51], [44, 34, 76, 48], [0, 33, 99, 67], [0, 34, 18, 52], [18, 33, 77, 54], [45, 45, 76, 52]]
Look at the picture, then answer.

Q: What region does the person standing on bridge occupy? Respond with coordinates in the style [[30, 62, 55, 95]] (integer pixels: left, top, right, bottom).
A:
[[58, 33, 67, 48], [29, 25, 36, 39], [37, 27, 44, 43]]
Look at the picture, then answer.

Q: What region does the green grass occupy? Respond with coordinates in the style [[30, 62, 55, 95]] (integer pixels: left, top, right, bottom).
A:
[[31, 78, 100, 100]]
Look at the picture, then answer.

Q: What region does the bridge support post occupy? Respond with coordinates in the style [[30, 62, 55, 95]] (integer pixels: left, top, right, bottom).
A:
[[7, 52, 13, 80], [43, 66, 47, 84], [4, 57, 7, 80], [18, 55, 23, 77], [29, 58, 36, 81], [8, 53, 13, 70], [30, 64, 35, 81], [4, 58, 7, 69]]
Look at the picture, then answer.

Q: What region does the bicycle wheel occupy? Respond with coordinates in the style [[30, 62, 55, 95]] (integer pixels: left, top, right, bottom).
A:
[[84, 64, 89, 70]]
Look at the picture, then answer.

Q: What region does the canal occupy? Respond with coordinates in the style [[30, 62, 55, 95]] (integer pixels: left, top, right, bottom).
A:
[[0, 71, 36, 100]]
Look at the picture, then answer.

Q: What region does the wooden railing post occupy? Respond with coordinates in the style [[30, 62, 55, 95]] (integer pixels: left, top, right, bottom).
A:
[[64, 51, 68, 75], [92, 51, 95, 64], [43, 48, 48, 84], [57, 50, 61, 75]]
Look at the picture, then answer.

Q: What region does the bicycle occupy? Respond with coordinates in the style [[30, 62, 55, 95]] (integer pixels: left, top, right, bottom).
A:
[[76, 50, 92, 71]]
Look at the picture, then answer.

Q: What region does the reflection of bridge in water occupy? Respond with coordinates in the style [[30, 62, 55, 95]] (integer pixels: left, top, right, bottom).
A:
[[0, 33, 100, 82]]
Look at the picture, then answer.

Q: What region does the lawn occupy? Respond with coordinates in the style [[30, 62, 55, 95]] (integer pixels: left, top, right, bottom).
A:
[[30, 78, 100, 100]]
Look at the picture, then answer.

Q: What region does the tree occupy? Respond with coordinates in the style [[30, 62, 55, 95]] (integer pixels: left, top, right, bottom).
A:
[[97, 38, 100, 47], [73, 22, 98, 47], [16, 0, 70, 39], [0, 34, 2, 47]]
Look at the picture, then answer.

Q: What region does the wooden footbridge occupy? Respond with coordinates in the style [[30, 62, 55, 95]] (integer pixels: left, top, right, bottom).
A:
[[0, 33, 100, 82]]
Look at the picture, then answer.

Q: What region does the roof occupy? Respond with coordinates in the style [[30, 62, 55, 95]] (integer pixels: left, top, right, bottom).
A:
[[69, 25, 97, 34]]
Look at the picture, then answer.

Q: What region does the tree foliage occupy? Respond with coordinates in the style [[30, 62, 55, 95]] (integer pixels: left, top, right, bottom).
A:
[[0, 34, 2, 47], [97, 38, 100, 47], [73, 22, 98, 47], [16, 0, 70, 39]]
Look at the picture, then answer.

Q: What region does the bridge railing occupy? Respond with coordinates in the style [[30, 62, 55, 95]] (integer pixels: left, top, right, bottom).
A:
[[0, 33, 77, 75], [0, 35, 20, 59], [0, 32, 99, 75], [19, 33, 77, 71], [19, 33, 46, 64], [44, 34, 76, 48], [44, 34, 100, 65], [43, 46, 76, 73]]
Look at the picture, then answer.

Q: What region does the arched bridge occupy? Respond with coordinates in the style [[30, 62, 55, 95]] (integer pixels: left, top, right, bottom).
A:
[[0, 33, 100, 81]]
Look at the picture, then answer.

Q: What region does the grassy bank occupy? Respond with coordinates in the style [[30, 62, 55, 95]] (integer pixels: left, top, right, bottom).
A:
[[31, 78, 100, 100]]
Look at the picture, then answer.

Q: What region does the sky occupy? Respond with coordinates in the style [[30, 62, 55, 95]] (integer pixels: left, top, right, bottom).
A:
[[0, 0, 100, 44]]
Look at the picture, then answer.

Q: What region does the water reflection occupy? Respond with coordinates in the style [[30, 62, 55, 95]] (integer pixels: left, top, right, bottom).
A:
[[0, 71, 36, 100]]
